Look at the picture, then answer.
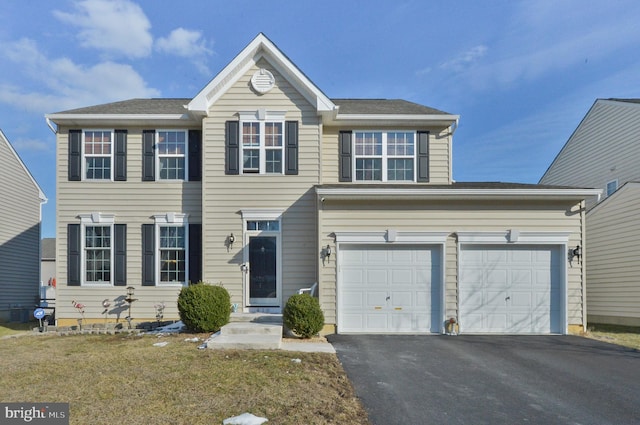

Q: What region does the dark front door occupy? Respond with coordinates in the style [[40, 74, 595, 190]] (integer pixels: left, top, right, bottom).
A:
[[248, 236, 278, 305]]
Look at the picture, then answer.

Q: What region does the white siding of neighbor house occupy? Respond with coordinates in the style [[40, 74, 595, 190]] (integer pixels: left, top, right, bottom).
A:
[[586, 183, 640, 326], [318, 199, 585, 328], [321, 125, 453, 185], [540, 100, 640, 209], [55, 127, 202, 323], [201, 58, 320, 307], [0, 132, 43, 321]]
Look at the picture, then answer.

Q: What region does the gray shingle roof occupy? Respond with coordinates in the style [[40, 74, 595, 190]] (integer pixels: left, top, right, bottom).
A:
[[332, 99, 450, 115], [606, 98, 640, 104], [51, 98, 191, 115], [52, 97, 451, 116], [41, 238, 56, 260]]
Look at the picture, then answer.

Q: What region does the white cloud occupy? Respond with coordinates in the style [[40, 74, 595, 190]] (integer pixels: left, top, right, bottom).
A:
[[439, 45, 487, 73], [53, 0, 153, 59], [0, 38, 159, 113], [156, 28, 213, 75], [12, 137, 51, 153]]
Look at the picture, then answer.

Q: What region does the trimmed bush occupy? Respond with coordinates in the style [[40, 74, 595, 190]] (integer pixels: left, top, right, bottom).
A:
[[283, 293, 325, 338], [177, 282, 231, 333]]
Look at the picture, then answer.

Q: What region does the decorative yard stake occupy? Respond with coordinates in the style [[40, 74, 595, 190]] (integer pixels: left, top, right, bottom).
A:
[[102, 299, 111, 328], [124, 287, 138, 329], [154, 302, 166, 324], [72, 300, 85, 330]]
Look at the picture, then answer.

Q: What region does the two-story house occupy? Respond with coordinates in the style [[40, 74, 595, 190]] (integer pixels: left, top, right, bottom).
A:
[[0, 129, 47, 322], [47, 33, 599, 334], [540, 98, 640, 327]]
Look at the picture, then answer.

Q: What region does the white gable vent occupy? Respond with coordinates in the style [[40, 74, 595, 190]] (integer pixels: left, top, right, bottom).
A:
[[251, 68, 275, 93]]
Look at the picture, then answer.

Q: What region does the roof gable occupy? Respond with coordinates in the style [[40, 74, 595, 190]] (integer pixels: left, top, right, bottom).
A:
[[188, 33, 335, 115], [0, 129, 46, 202]]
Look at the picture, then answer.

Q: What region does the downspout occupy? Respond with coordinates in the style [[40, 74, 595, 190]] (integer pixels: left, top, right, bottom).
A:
[[581, 199, 587, 333], [449, 118, 459, 183]]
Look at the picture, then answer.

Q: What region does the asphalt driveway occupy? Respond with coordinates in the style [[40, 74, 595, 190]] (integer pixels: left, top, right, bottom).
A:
[[328, 334, 640, 425]]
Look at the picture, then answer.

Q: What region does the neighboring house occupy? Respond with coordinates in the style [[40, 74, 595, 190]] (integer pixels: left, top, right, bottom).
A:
[[46, 33, 599, 334], [540, 98, 640, 327], [0, 129, 47, 322], [40, 237, 56, 309]]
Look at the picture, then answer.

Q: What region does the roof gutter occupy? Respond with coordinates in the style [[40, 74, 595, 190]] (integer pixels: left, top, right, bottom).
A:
[[45, 117, 57, 134]]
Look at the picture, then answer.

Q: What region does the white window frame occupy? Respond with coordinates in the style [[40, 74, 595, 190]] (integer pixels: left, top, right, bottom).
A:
[[606, 179, 618, 197], [156, 130, 188, 181], [82, 130, 114, 181], [79, 213, 115, 286], [154, 213, 189, 286], [353, 130, 416, 182], [239, 110, 286, 175]]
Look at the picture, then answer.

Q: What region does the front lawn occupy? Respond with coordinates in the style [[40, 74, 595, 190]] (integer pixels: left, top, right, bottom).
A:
[[584, 323, 640, 350], [0, 333, 369, 424]]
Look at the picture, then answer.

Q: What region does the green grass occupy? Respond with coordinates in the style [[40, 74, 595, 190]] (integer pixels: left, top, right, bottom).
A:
[[0, 321, 37, 338], [585, 323, 640, 350], [0, 333, 369, 425]]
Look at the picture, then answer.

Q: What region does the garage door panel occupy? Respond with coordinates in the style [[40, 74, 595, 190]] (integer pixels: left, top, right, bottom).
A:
[[339, 245, 441, 333], [460, 245, 562, 334]]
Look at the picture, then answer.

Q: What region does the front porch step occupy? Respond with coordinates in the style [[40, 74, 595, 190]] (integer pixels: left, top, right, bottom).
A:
[[206, 317, 283, 350]]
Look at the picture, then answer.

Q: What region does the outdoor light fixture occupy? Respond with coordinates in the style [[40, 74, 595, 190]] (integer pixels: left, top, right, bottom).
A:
[[326, 244, 332, 258], [229, 233, 235, 247], [569, 245, 582, 265]]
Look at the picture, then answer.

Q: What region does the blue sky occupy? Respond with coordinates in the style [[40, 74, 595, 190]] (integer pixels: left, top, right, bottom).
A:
[[2, 0, 640, 238]]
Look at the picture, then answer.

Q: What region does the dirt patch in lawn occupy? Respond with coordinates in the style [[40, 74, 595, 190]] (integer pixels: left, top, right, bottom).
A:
[[0, 333, 369, 424]]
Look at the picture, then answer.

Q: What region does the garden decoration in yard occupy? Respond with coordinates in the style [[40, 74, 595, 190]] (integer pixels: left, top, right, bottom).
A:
[[154, 302, 166, 324], [124, 287, 138, 329], [102, 299, 111, 328], [71, 300, 86, 329]]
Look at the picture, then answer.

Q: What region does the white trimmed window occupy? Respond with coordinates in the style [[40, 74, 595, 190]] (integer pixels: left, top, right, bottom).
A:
[[354, 131, 415, 181], [84, 130, 113, 180], [154, 214, 188, 285], [240, 111, 285, 174], [157, 130, 188, 180], [79, 213, 115, 285]]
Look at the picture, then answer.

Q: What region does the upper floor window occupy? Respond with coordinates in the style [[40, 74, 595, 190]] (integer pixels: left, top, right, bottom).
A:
[[84, 130, 113, 180], [354, 131, 415, 182], [156, 130, 187, 180], [239, 111, 286, 174]]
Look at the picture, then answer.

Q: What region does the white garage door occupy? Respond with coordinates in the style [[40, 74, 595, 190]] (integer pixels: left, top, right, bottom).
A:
[[338, 245, 441, 333], [459, 245, 562, 334]]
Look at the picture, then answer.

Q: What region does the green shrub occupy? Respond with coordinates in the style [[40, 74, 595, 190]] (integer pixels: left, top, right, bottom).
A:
[[177, 283, 231, 333], [283, 293, 325, 338]]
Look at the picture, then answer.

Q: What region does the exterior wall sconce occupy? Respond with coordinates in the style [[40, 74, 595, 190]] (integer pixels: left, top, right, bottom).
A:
[[228, 233, 235, 248], [568, 245, 581, 265], [322, 244, 332, 265]]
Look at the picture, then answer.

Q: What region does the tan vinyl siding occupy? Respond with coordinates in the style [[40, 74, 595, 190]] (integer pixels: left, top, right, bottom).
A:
[[0, 136, 42, 320], [541, 100, 640, 209], [201, 59, 320, 307], [321, 126, 452, 184], [56, 127, 201, 322], [318, 199, 584, 327], [586, 183, 640, 324]]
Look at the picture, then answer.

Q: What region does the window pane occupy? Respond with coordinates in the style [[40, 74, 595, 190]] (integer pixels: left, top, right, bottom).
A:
[[388, 159, 414, 181], [85, 131, 112, 155], [355, 158, 382, 181], [243, 122, 260, 146], [355, 132, 382, 156], [265, 122, 283, 147], [86, 157, 111, 179], [265, 150, 282, 173], [157, 131, 186, 155], [160, 226, 185, 248], [243, 149, 259, 172], [247, 220, 279, 231], [160, 250, 185, 282], [159, 157, 185, 180], [85, 225, 111, 283], [387, 132, 414, 156]]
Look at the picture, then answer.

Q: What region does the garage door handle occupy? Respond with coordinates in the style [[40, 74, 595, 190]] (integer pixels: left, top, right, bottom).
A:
[[386, 296, 390, 301], [505, 296, 511, 301]]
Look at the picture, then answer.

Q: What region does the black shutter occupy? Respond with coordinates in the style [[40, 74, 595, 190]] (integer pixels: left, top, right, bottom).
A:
[[68, 130, 82, 181], [114, 224, 127, 286], [67, 224, 81, 286], [225, 121, 239, 175], [142, 130, 155, 181], [142, 224, 155, 286], [339, 131, 352, 182], [114, 130, 127, 181], [285, 121, 299, 175], [417, 131, 429, 182], [189, 224, 202, 284], [188, 130, 202, 181]]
